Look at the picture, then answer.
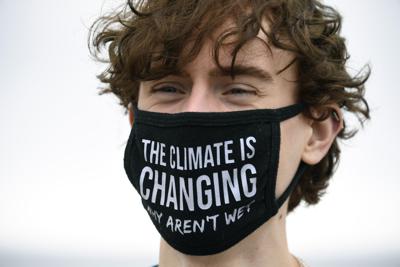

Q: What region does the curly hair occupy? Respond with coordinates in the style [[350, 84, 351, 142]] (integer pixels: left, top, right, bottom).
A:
[[88, 0, 370, 212]]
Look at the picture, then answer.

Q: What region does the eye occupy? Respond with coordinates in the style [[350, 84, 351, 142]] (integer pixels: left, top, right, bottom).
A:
[[151, 84, 184, 94], [223, 87, 257, 96]]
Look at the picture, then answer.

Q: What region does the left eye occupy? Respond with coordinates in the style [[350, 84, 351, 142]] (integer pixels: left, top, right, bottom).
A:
[[224, 88, 256, 95]]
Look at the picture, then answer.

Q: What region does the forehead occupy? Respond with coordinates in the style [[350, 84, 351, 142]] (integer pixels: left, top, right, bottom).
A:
[[177, 16, 297, 79]]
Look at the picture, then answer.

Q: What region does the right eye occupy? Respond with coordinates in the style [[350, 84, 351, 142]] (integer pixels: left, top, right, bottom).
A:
[[151, 84, 184, 94]]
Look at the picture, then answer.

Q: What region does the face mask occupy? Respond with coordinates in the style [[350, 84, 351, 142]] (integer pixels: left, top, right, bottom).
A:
[[124, 103, 308, 255]]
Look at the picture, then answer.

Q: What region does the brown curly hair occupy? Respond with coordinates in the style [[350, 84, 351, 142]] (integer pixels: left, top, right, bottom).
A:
[[88, 0, 370, 212]]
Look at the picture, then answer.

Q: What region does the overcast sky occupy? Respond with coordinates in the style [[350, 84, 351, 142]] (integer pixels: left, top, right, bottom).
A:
[[0, 0, 399, 266]]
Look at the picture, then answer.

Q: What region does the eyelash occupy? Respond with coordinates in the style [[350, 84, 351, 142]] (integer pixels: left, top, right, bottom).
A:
[[152, 85, 256, 96], [223, 87, 257, 96], [152, 86, 181, 94]]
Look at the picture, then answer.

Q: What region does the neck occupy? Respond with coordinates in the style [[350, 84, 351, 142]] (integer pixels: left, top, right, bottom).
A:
[[158, 204, 298, 267]]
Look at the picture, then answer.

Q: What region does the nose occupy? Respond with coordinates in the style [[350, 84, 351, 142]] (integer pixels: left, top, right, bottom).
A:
[[182, 83, 222, 112]]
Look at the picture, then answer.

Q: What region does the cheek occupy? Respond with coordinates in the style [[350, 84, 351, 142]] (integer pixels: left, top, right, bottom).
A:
[[137, 84, 156, 110], [275, 116, 309, 199], [137, 85, 146, 108]]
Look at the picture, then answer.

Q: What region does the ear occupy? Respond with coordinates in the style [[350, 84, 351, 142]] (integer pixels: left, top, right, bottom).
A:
[[128, 103, 135, 127], [301, 105, 343, 165]]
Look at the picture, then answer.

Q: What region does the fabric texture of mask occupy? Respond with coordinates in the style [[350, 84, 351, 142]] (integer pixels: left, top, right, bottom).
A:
[[124, 104, 308, 255]]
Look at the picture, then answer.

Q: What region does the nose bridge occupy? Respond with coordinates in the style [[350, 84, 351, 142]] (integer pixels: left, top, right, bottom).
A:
[[184, 80, 217, 112]]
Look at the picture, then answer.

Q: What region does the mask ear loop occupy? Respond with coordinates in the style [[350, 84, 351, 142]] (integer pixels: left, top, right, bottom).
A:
[[275, 103, 306, 121], [276, 161, 308, 208], [274, 103, 308, 208]]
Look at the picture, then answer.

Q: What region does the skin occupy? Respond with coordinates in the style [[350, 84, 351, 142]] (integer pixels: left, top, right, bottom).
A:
[[128, 18, 343, 267]]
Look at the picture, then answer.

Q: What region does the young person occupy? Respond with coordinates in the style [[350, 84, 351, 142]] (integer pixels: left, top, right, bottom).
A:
[[89, 1, 370, 266]]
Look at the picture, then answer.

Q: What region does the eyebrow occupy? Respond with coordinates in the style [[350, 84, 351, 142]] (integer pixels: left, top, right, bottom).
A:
[[169, 64, 273, 82], [209, 65, 273, 82]]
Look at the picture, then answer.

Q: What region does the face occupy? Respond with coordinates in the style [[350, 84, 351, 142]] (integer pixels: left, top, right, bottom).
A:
[[137, 20, 312, 206]]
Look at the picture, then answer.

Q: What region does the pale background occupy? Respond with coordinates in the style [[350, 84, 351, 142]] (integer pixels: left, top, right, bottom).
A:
[[0, 0, 399, 266]]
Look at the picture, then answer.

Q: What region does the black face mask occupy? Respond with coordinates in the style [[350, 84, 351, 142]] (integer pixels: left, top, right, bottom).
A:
[[124, 104, 308, 255]]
